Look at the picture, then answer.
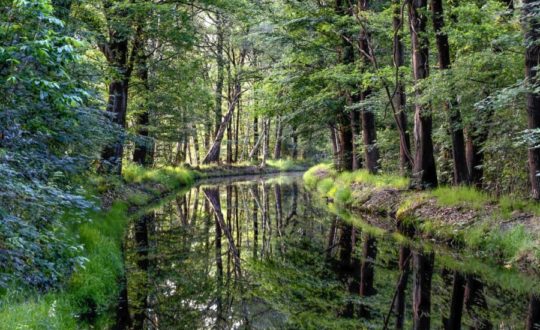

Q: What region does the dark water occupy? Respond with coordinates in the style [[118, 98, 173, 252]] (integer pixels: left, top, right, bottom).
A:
[[122, 173, 540, 329]]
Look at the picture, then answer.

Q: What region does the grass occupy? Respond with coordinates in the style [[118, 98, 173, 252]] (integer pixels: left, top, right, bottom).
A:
[[338, 170, 409, 189], [0, 202, 130, 329], [304, 163, 540, 272], [430, 186, 492, 210], [123, 163, 196, 190], [303, 163, 336, 189]]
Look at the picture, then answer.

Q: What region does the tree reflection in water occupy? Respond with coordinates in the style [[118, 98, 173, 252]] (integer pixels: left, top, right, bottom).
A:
[[123, 174, 539, 329]]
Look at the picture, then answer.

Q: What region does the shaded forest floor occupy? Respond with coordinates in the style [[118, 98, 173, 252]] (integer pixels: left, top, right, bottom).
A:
[[304, 164, 540, 275]]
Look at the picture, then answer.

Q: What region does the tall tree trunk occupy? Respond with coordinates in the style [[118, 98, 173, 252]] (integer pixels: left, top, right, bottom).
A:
[[339, 121, 354, 171], [292, 125, 299, 160], [227, 120, 233, 165], [192, 125, 200, 166], [393, 0, 412, 175], [409, 0, 438, 188], [98, 14, 142, 174], [359, 0, 380, 174], [234, 98, 241, 162], [412, 251, 435, 330], [431, 0, 469, 185], [330, 126, 340, 168], [132, 54, 154, 167], [465, 118, 493, 189], [253, 116, 260, 160], [261, 119, 270, 167], [524, 0, 540, 199], [274, 117, 283, 159], [214, 13, 225, 141], [335, 0, 355, 172]]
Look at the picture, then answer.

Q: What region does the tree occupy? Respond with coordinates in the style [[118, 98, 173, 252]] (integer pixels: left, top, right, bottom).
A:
[[409, 0, 438, 188], [523, 0, 540, 199], [431, 0, 469, 185]]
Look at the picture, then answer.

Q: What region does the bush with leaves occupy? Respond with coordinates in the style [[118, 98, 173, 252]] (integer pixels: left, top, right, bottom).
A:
[[0, 0, 117, 289]]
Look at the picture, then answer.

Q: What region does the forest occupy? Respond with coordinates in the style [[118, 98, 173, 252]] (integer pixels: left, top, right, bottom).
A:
[[1, 0, 540, 329]]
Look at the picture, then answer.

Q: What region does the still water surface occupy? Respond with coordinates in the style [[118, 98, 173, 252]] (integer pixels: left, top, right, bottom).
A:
[[122, 173, 540, 329]]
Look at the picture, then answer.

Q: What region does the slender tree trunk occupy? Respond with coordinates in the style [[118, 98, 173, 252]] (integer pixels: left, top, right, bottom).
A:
[[330, 126, 339, 167], [412, 251, 435, 330], [101, 79, 129, 174], [431, 0, 469, 185], [261, 119, 270, 167], [192, 125, 200, 166], [274, 117, 283, 159], [253, 116, 259, 160], [292, 126, 299, 160], [214, 13, 225, 141], [335, 0, 355, 172], [339, 121, 354, 171], [409, 0, 438, 188], [393, 0, 412, 175], [359, 0, 380, 174], [235, 98, 241, 162], [524, 0, 540, 199], [465, 121, 492, 189]]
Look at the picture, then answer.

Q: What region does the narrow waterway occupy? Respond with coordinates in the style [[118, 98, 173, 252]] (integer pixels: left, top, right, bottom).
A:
[[121, 173, 540, 329]]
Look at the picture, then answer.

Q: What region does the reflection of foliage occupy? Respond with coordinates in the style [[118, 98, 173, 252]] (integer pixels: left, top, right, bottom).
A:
[[124, 177, 531, 329], [248, 239, 356, 329]]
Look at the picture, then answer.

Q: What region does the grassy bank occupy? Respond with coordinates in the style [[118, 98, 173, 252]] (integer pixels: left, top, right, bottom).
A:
[[304, 164, 540, 273], [0, 161, 307, 329]]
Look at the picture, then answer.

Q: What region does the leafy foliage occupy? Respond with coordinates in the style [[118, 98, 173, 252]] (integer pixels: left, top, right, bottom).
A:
[[0, 0, 116, 288]]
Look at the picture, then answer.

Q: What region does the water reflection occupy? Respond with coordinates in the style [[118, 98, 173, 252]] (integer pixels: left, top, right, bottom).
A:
[[123, 174, 540, 329]]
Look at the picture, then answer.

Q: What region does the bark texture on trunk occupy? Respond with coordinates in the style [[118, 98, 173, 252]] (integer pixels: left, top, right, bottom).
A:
[[431, 0, 469, 185], [359, 0, 380, 174], [524, 0, 540, 199], [273, 117, 283, 159], [393, 0, 412, 175], [409, 0, 438, 188]]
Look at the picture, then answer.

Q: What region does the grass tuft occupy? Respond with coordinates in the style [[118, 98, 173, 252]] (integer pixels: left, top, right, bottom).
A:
[[431, 186, 492, 209], [123, 163, 195, 190]]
